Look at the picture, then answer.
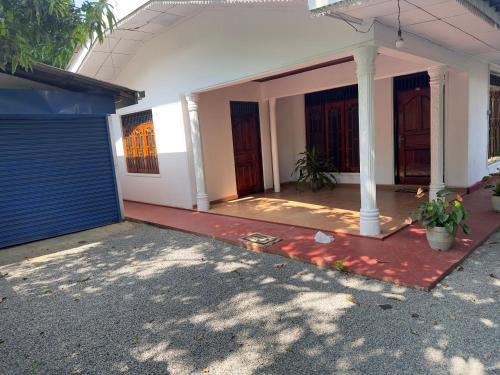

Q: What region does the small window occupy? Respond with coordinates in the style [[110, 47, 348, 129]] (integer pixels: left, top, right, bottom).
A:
[[121, 110, 160, 174]]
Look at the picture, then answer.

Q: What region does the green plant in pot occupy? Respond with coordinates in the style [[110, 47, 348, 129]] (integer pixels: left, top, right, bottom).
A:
[[492, 182, 500, 212], [481, 169, 500, 212], [292, 148, 337, 192], [411, 189, 470, 251]]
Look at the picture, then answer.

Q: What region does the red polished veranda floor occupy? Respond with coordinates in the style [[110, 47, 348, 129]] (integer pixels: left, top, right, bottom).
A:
[[124, 186, 499, 290]]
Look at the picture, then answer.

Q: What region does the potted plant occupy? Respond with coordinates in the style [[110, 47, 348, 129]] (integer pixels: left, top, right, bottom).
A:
[[481, 169, 500, 212], [292, 148, 337, 192], [411, 189, 470, 251], [492, 182, 500, 212]]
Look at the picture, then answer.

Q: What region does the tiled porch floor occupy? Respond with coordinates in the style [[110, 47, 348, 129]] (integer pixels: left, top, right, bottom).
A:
[[124, 184, 499, 290], [210, 184, 421, 238]]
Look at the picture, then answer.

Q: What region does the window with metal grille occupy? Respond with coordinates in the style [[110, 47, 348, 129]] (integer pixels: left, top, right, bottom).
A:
[[489, 74, 500, 161], [305, 85, 360, 173], [121, 110, 160, 174]]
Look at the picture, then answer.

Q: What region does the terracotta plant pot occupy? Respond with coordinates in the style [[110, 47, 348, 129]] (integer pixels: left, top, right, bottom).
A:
[[492, 195, 500, 212], [426, 226, 455, 251]]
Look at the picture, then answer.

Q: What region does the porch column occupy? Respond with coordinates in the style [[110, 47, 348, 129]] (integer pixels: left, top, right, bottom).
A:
[[186, 93, 210, 211], [269, 97, 281, 192], [354, 46, 380, 236], [428, 65, 447, 201]]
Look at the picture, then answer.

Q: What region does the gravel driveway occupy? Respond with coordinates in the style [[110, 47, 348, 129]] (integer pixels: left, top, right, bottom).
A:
[[0, 221, 498, 374]]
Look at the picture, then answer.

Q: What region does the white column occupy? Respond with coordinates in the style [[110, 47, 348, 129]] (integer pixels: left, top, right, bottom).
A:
[[354, 46, 380, 236], [428, 65, 447, 201], [186, 93, 210, 211], [269, 97, 281, 193]]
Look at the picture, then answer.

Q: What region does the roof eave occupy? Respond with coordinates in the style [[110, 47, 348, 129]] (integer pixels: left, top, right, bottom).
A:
[[3, 63, 143, 109], [308, 0, 500, 28]]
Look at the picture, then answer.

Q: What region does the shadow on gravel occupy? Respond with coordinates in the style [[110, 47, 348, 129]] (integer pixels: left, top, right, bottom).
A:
[[0, 222, 498, 374]]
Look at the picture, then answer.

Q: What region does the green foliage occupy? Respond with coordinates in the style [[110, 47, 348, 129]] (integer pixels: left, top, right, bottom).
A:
[[0, 0, 115, 72], [411, 189, 471, 235], [493, 182, 500, 197], [334, 259, 346, 272], [292, 148, 337, 192], [481, 169, 500, 195]]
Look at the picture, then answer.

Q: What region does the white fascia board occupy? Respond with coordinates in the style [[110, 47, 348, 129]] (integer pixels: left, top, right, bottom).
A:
[[456, 0, 500, 28], [308, 0, 369, 14]]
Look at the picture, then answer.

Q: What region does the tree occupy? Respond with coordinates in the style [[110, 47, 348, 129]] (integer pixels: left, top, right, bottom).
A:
[[0, 0, 115, 72]]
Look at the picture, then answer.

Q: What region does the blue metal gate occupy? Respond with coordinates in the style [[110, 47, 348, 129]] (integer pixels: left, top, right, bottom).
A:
[[0, 115, 121, 248]]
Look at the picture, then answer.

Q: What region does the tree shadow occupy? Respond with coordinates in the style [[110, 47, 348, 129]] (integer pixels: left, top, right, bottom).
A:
[[0, 222, 498, 374]]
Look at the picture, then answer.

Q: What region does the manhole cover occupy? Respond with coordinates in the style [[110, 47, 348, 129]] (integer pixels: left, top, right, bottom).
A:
[[239, 232, 281, 248]]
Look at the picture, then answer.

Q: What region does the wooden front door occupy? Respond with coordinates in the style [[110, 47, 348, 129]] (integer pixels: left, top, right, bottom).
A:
[[395, 74, 431, 185], [230, 101, 264, 196]]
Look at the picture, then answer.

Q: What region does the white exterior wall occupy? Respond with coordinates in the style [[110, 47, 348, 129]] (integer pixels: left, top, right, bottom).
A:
[[467, 62, 496, 185], [445, 70, 469, 188], [100, 4, 488, 207], [109, 5, 373, 207], [110, 103, 194, 208]]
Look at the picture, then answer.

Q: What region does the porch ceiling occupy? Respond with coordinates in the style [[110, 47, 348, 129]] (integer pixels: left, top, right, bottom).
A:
[[309, 0, 500, 64]]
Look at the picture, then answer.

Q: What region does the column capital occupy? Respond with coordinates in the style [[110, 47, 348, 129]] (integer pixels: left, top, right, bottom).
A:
[[186, 93, 200, 111], [427, 65, 447, 85], [353, 45, 378, 75]]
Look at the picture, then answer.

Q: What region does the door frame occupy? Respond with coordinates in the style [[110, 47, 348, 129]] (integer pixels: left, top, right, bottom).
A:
[[393, 72, 431, 185], [229, 101, 265, 197]]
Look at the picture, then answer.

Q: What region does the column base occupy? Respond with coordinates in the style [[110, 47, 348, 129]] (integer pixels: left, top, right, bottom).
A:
[[360, 208, 380, 236], [196, 194, 210, 211], [429, 184, 445, 201]]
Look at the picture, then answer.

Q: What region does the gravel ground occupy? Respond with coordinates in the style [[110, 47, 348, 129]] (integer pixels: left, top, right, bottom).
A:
[[0, 221, 498, 375]]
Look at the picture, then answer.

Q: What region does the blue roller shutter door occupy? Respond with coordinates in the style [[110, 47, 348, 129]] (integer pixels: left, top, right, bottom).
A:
[[0, 116, 121, 248]]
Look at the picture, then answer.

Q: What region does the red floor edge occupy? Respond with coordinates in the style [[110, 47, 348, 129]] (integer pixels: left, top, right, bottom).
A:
[[124, 185, 499, 291]]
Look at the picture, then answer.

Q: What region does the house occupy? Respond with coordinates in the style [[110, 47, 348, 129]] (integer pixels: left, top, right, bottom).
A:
[[68, 0, 500, 237], [0, 64, 141, 248]]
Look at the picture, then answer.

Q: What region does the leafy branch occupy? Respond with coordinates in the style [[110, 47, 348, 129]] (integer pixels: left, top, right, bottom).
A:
[[0, 0, 116, 73]]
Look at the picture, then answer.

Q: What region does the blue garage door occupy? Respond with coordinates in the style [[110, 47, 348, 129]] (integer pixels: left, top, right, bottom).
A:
[[0, 116, 121, 248]]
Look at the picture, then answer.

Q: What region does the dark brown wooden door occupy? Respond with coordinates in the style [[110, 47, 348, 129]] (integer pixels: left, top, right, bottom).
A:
[[396, 87, 431, 185], [230, 101, 264, 197]]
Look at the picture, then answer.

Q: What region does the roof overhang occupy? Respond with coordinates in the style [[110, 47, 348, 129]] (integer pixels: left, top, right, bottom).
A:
[[68, 0, 293, 81], [308, 0, 500, 65], [3, 63, 143, 109], [309, 0, 500, 28]]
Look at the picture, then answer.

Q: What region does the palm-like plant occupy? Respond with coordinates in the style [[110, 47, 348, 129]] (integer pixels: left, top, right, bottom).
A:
[[292, 148, 337, 192]]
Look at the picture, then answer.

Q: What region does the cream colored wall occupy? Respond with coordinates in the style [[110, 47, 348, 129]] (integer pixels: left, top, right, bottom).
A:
[[276, 95, 306, 183], [183, 68, 472, 206], [198, 82, 272, 202]]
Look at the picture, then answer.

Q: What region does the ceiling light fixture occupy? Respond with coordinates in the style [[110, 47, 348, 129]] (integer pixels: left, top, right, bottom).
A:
[[396, 0, 405, 48]]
